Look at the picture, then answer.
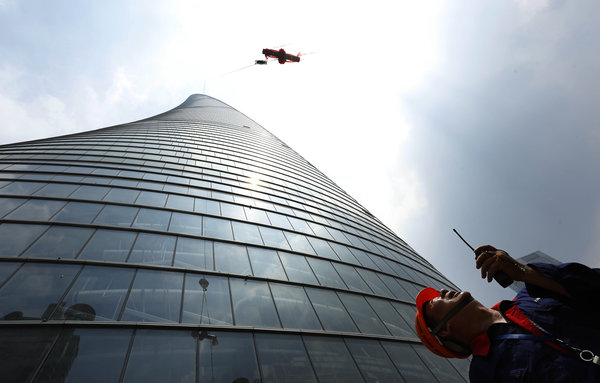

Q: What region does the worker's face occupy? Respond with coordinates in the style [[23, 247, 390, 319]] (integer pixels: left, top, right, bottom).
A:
[[424, 289, 473, 334]]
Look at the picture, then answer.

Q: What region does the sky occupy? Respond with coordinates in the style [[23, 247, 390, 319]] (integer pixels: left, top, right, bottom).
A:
[[1, 0, 599, 306]]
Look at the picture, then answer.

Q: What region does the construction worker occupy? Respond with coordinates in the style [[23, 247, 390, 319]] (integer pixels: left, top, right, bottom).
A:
[[415, 245, 600, 382]]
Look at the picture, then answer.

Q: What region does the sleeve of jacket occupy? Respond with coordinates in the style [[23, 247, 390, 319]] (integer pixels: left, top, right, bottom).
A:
[[525, 262, 600, 312]]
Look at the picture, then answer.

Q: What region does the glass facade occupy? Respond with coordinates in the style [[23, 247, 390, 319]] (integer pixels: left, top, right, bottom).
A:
[[0, 94, 468, 382]]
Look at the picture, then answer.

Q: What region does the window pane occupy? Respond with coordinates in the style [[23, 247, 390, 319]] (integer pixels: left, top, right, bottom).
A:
[[378, 274, 412, 301], [259, 226, 290, 250], [203, 216, 233, 240], [357, 269, 394, 298], [244, 206, 270, 224], [169, 212, 202, 236], [303, 336, 364, 383], [103, 188, 140, 204], [69, 185, 110, 200], [182, 274, 232, 325], [0, 223, 48, 256], [412, 344, 465, 383], [345, 338, 404, 383], [198, 331, 261, 383], [220, 202, 246, 219], [270, 283, 321, 330], [214, 242, 251, 275], [166, 194, 194, 210], [391, 302, 418, 337], [366, 297, 414, 337], [93, 205, 138, 227], [232, 221, 263, 245], [128, 233, 176, 266], [279, 252, 318, 284], [380, 342, 437, 383], [0, 262, 21, 285], [33, 183, 78, 198], [5, 199, 66, 221], [52, 202, 103, 224], [78, 229, 136, 262], [52, 266, 135, 321], [132, 208, 171, 231], [337, 292, 389, 335], [330, 243, 359, 264], [307, 237, 338, 260], [0, 197, 26, 218], [305, 288, 357, 332], [307, 258, 346, 289], [122, 329, 195, 383], [230, 279, 280, 327], [351, 249, 379, 269], [23, 226, 94, 259], [134, 190, 167, 207], [333, 263, 372, 293], [173, 237, 214, 271], [266, 211, 293, 230], [35, 328, 132, 383], [0, 263, 81, 320], [0, 327, 58, 383], [248, 247, 287, 280], [255, 333, 318, 383], [0, 181, 46, 195], [194, 198, 220, 215], [122, 269, 183, 323], [284, 232, 316, 255]]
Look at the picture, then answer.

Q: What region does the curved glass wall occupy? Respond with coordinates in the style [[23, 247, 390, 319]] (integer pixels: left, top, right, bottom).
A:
[[0, 95, 468, 382]]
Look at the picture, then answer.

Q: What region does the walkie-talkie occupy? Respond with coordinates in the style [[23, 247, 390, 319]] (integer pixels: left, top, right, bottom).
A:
[[452, 229, 513, 288]]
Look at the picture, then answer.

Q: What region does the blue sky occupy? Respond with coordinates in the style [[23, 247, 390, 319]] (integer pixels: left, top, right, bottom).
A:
[[1, 0, 599, 306]]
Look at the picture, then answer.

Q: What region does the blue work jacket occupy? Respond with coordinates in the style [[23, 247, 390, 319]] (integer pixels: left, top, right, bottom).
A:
[[468, 263, 600, 382]]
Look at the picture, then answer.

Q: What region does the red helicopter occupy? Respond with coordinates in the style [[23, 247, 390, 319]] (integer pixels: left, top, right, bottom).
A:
[[256, 48, 301, 65]]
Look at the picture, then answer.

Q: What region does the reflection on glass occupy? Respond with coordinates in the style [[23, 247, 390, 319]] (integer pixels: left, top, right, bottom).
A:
[[198, 331, 261, 383], [69, 185, 110, 200], [35, 328, 132, 383], [33, 183, 78, 198], [0, 327, 58, 383], [134, 190, 167, 207], [307, 237, 338, 260], [52, 202, 103, 224], [122, 329, 195, 383], [194, 198, 220, 215], [378, 274, 411, 301], [255, 333, 318, 383], [128, 233, 176, 266], [214, 242, 251, 275], [345, 338, 404, 383], [182, 274, 232, 325], [0, 223, 48, 257], [244, 206, 270, 225], [356, 269, 394, 298], [366, 297, 414, 337], [247, 247, 287, 280], [169, 212, 203, 236], [121, 269, 183, 323], [132, 208, 171, 231], [259, 226, 290, 250], [0, 181, 46, 196], [306, 258, 346, 289], [270, 283, 321, 330], [232, 221, 263, 245], [0, 197, 26, 218], [278, 252, 318, 285], [266, 211, 293, 230], [174, 237, 214, 271], [203, 216, 233, 240], [78, 229, 136, 262], [0, 262, 21, 286], [380, 342, 437, 383], [23, 226, 94, 259], [93, 205, 139, 227], [166, 194, 195, 211], [5, 199, 66, 221], [337, 293, 389, 335], [0, 263, 81, 320], [305, 288, 357, 333], [329, 243, 359, 264], [53, 266, 135, 321], [230, 279, 280, 328], [220, 202, 246, 220], [284, 232, 316, 255], [413, 344, 465, 383], [333, 263, 371, 293], [303, 336, 364, 383], [391, 302, 418, 337]]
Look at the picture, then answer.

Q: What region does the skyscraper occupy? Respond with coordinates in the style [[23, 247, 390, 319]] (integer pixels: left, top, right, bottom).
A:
[[0, 95, 468, 382]]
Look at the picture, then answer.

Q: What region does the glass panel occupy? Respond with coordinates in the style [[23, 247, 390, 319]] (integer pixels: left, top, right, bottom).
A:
[[391, 302, 418, 337], [5, 199, 66, 221], [122, 329, 196, 383], [366, 297, 414, 337], [303, 336, 364, 383], [337, 292, 389, 335], [278, 252, 318, 285], [357, 269, 394, 298], [214, 242, 251, 275], [52, 266, 134, 321], [230, 278, 280, 327], [168, 212, 202, 236], [203, 216, 233, 240], [381, 341, 437, 382], [52, 202, 103, 224], [134, 190, 167, 207], [0, 223, 48, 256], [23, 226, 94, 259], [182, 274, 232, 325], [259, 226, 290, 250], [307, 237, 338, 260], [266, 211, 293, 230], [220, 202, 246, 219], [308, 222, 334, 240], [0, 262, 21, 286], [194, 198, 220, 215], [198, 331, 261, 383], [93, 205, 138, 227], [270, 283, 321, 330], [173, 237, 214, 271], [121, 269, 183, 323], [33, 183, 78, 198], [247, 247, 287, 280], [231, 221, 263, 245], [0, 181, 46, 195], [0, 263, 81, 320], [378, 274, 412, 301], [330, 243, 359, 264], [306, 257, 346, 289], [132, 208, 171, 231], [255, 333, 318, 383], [345, 338, 404, 383], [128, 233, 176, 266], [78, 229, 136, 262], [0, 327, 58, 383], [284, 232, 316, 255], [244, 206, 270, 224], [34, 328, 132, 383], [69, 185, 110, 200], [333, 263, 372, 293], [350, 249, 379, 270], [0, 197, 26, 217], [166, 194, 194, 211], [413, 344, 466, 383], [305, 288, 357, 332], [103, 188, 140, 204]]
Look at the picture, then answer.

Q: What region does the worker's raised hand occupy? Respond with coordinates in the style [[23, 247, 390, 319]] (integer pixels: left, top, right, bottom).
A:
[[475, 245, 528, 283]]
